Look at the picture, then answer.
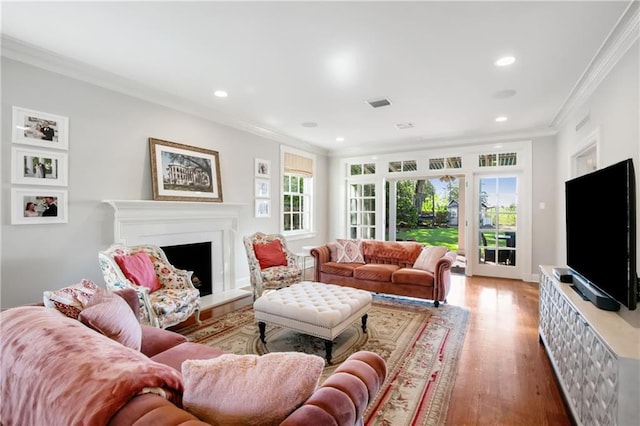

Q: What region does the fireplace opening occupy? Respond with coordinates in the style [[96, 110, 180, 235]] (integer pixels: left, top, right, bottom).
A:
[[161, 242, 212, 297]]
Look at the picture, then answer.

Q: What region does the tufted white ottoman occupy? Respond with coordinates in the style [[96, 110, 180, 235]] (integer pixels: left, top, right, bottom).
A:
[[253, 281, 372, 364]]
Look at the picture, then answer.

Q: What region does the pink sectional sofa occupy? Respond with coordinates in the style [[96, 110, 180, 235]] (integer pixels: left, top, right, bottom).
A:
[[0, 289, 386, 426], [311, 240, 457, 306]]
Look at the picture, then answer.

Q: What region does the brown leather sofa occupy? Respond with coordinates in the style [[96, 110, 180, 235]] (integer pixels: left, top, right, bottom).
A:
[[311, 240, 457, 306], [0, 290, 386, 426]]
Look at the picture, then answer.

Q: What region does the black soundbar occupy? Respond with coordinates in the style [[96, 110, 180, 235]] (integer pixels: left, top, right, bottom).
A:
[[552, 267, 573, 283]]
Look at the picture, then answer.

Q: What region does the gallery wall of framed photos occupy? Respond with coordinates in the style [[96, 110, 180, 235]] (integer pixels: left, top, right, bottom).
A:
[[10, 106, 69, 224], [254, 158, 271, 218]]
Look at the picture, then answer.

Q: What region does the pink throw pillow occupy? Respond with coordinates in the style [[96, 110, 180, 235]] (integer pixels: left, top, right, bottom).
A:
[[253, 240, 288, 269], [78, 291, 142, 351], [114, 252, 161, 293], [336, 239, 365, 263], [182, 353, 325, 425], [413, 246, 448, 272]]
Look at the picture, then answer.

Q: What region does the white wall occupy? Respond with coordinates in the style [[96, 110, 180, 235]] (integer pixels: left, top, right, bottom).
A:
[[554, 40, 639, 270], [531, 136, 558, 273], [1, 59, 328, 308]]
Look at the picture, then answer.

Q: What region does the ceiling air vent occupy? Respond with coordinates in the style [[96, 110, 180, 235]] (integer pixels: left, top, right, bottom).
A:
[[367, 98, 392, 108], [395, 122, 414, 130]]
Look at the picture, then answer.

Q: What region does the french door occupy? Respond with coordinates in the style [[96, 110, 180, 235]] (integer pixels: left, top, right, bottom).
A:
[[472, 174, 521, 279]]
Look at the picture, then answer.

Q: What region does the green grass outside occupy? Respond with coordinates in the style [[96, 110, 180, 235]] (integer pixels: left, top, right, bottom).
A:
[[396, 227, 459, 251]]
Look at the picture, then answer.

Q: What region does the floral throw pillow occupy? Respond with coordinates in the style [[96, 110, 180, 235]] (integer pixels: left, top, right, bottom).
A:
[[43, 279, 101, 319], [336, 239, 365, 263]]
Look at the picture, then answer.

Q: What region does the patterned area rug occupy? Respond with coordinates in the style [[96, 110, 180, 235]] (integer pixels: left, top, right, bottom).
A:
[[178, 294, 469, 425]]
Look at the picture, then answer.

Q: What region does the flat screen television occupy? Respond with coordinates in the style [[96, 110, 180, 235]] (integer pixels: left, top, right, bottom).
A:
[[565, 158, 637, 311]]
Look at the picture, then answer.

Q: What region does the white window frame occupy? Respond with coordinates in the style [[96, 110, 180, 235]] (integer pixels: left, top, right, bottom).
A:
[[281, 146, 315, 239]]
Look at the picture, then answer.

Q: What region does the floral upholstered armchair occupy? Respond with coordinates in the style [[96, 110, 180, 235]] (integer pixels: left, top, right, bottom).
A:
[[243, 232, 303, 300], [98, 244, 200, 328]]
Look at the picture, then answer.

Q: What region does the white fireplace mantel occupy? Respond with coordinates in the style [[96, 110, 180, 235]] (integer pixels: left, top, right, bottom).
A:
[[103, 200, 247, 297]]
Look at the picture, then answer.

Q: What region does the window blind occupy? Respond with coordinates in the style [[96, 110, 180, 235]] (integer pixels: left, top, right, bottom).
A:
[[284, 152, 313, 177]]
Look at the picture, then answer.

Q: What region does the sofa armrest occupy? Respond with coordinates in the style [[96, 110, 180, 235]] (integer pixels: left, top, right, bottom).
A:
[[310, 245, 331, 282], [280, 351, 386, 426], [433, 251, 457, 302], [140, 326, 188, 357], [108, 393, 209, 426]]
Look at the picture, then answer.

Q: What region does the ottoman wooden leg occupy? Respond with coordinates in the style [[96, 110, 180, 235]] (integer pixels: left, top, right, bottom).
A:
[[324, 340, 333, 365], [258, 321, 266, 343], [361, 313, 368, 333]]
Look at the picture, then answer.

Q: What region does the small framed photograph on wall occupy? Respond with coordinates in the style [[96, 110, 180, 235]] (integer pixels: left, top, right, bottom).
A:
[[12, 106, 69, 150], [11, 188, 68, 225], [255, 178, 270, 198], [11, 147, 68, 186], [255, 158, 271, 178], [255, 199, 271, 218]]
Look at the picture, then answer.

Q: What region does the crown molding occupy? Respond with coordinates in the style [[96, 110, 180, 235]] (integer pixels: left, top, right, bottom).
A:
[[550, 0, 639, 129], [1, 36, 328, 156], [328, 128, 557, 158]]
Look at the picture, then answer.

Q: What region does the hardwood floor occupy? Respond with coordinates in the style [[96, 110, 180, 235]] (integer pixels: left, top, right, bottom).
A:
[[445, 274, 572, 426], [188, 271, 572, 425]]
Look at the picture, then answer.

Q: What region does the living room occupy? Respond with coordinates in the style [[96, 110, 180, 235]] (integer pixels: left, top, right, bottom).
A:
[[1, 1, 639, 424]]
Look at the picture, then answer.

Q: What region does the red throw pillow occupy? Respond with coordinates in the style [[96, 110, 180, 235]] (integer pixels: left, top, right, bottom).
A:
[[253, 240, 288, 269], [114, 252, 161, 293]]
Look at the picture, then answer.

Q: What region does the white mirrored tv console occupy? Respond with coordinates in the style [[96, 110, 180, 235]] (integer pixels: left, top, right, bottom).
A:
[[539, 266, 640, 425]]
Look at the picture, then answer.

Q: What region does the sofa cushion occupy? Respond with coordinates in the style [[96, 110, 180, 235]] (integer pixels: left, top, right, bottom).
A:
[[413, 246, 448, 273], [336, 239, 365, 263], [140, 326, 188, 358], [114, 252, 162, 293], [253, 239, 288, 269], [182, 352, 325, 425], [353, 264, 400, 282], [43, 279, 101, 319], [362, 240, 423, 265], [392, 268, 435, 286], [320, 262, 359, 277], [78, 291, 142, 351]]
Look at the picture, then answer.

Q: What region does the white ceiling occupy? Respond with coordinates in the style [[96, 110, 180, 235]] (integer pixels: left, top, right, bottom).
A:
[[1, 1, 631, 155]]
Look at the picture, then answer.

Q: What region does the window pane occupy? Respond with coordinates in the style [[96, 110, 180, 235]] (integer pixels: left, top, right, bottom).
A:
[[402, 160, 417, 172], [364, 199, 375, 211], [364, 184, 375, 197], [479, 154, 497, 167], [446, 156, 462, 168], [429, 158, 445, 170], [350, 227, 358, 239], [389, 161, 401, 172], [498, 152, 517, 166], [350, 184, 361, 198], [283, 175, 290, 191], [364, 163, 376, 174], [293, 214, 301, 230], [350, 213, 358, 225], [350, 199, 358, 211], [293, 195, 300, 212], [284, 214, 291, 231], [291, 177, 299, 192], [498, 177, 517, 193], [284, 195, 291, 212], [350, 164, 362, 175]]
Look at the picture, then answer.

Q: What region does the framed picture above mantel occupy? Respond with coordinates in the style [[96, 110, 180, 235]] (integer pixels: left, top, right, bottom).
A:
[[149, 138, 223, 202]]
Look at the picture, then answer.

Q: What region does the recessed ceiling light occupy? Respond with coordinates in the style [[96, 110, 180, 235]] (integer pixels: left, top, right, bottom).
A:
[[495, 56, 516, 67], [336, 136, 345, 142], [495, 116, 508, 122], [213, 90, 228, 98], [301, 122, 318, 128]]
